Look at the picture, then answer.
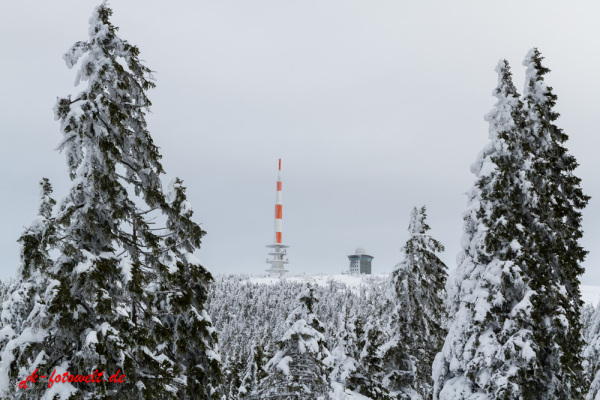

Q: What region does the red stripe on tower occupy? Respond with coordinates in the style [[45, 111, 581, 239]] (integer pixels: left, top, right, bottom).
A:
[[275, 158, 283, 243]]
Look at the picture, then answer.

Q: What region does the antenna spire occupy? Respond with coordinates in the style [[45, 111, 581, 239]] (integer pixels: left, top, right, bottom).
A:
[[266, 158, 289, 275]]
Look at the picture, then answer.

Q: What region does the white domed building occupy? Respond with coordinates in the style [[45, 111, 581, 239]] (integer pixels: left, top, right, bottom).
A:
[[347, 247, 373, 275]]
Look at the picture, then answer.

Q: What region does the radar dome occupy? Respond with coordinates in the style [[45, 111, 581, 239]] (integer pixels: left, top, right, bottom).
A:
[[355, 247, 366, 255]]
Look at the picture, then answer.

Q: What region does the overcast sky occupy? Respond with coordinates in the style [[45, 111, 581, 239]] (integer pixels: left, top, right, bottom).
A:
[[1, 1, 599, 285]]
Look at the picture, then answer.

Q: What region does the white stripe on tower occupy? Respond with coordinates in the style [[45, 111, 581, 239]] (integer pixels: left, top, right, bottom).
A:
[[275, 158, 283, 244]]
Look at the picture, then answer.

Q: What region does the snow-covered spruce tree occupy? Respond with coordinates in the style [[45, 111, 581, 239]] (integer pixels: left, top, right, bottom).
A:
[[224, 355, 245, 399], [0, 2, 221, 399], [434, 54, 589, 399], [325, 306, 391, 400], [152, 178, 222, 399], [325, 306, 361, 400], [518, 47, 589, 398], [237, 342, 267, 399], [349, 306, 392, 400], [253, 286, 331, 400], [582, 301, 597, 399], [583, 303, 597, 339], [384, 206, 447, 399], [1, 178, 56, 327], [433, 60, 534, 399], [584, 303, 600, 400], [0, 178, 57, 390]]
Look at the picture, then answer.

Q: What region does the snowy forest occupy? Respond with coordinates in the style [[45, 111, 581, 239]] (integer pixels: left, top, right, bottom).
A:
[[1, 2, 600, 399]]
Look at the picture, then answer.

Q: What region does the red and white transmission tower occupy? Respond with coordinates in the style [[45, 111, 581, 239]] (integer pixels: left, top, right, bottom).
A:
[[266, 158, 289, 275]]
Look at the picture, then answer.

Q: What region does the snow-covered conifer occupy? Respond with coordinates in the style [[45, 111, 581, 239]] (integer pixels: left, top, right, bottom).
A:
[[516, 48, 589, 398], [13, 178, 56, 285], [0, 179, 57, 393], [325, 306, 363, 400], [253, 286, 330, 399], [385, 206, 447, 399], [433, 59, 535, 399], [583, 303, 597, 339], [0, 3, 221, 398], [152, 178, 222, 398], [325, 307, 391, 400], [434, 53, 589, 399], [238, 342, 268, 399], [351, 308, 391, 400], [225, 355, 245, 399], [584, 302, 600, 400]]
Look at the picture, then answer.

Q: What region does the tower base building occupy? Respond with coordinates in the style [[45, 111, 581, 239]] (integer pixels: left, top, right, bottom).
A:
[[348, 247, 373, 275], [266, 243, 289, 276]]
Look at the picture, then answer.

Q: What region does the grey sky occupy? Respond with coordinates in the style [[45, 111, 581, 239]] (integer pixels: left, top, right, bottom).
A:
[[1, 1, 599, 284]]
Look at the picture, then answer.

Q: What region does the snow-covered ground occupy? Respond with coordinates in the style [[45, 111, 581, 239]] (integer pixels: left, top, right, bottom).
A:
[[244, 273, 600, 305], [246, 273, 386, 287]]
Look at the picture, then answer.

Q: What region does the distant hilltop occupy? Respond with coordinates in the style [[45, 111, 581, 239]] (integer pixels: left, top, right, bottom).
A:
[[213, 273, 600, 306]]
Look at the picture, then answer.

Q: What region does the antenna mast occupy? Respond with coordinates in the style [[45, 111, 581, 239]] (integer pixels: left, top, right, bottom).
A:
[[266, 158, 289, 275]]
